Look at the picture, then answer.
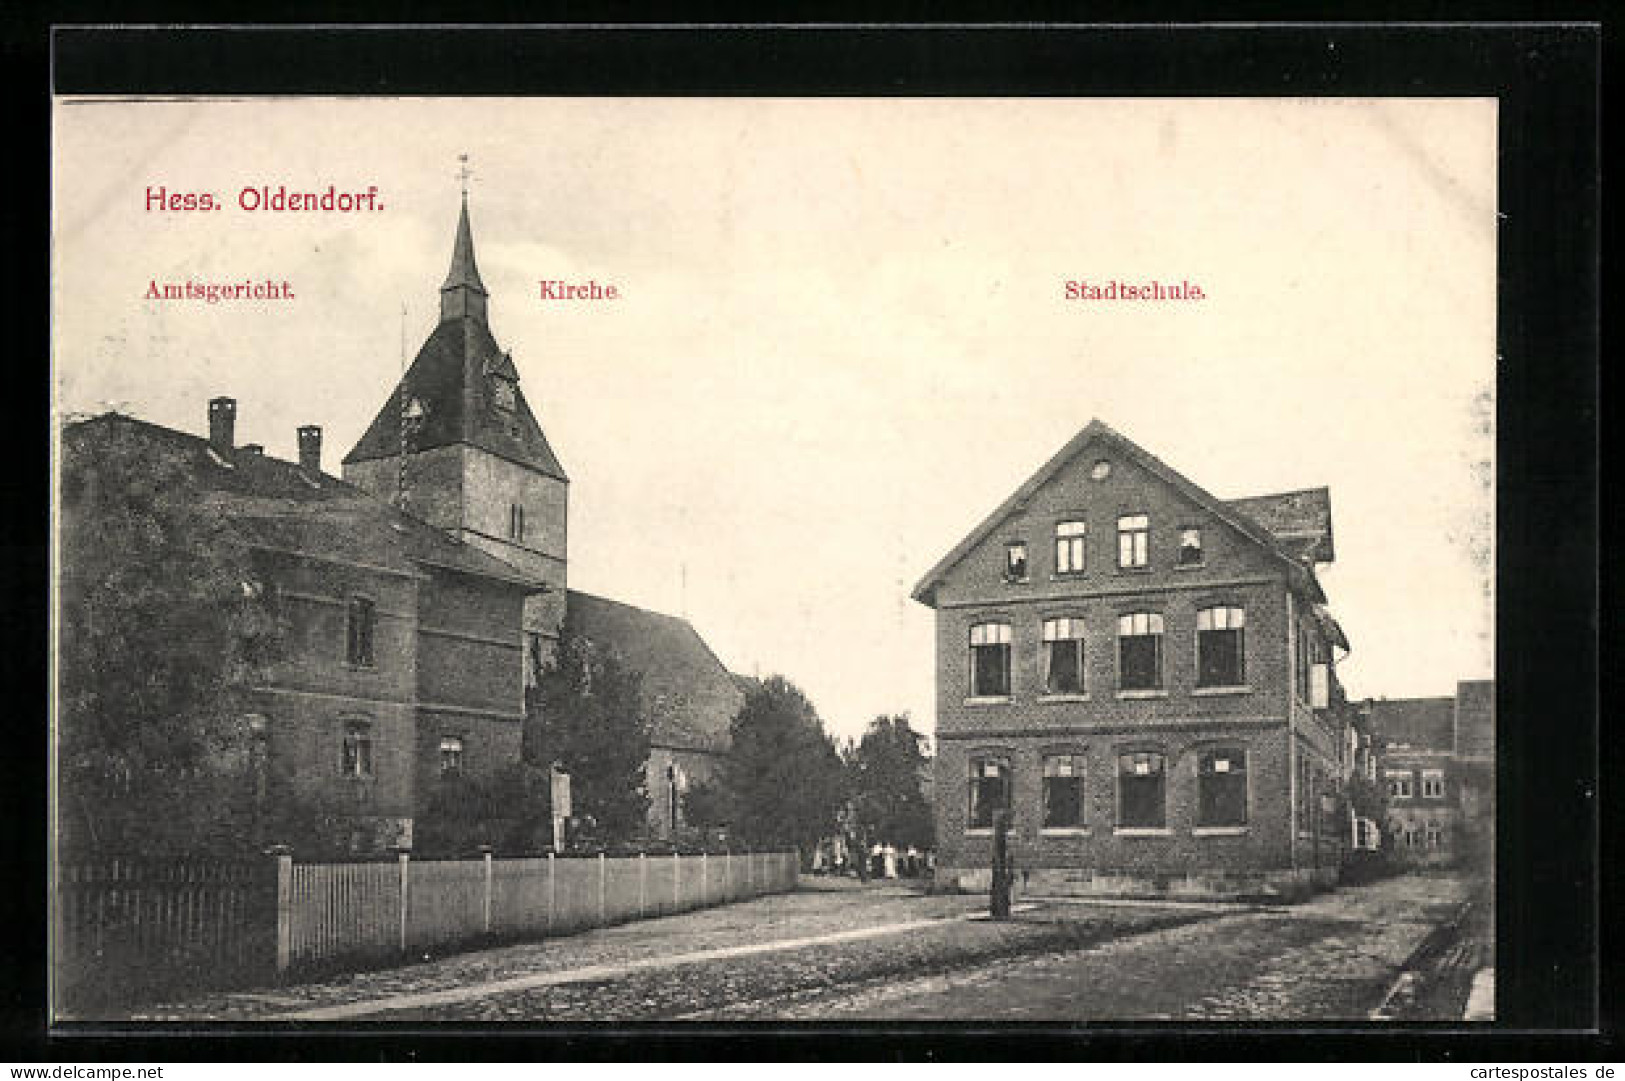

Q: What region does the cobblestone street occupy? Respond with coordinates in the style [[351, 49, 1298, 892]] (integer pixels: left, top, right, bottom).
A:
[[115, 872, 1483, 1025]]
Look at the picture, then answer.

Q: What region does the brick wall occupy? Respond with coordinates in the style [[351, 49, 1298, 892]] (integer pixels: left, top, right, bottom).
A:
[[344, 444, 465, 533], [646, 747, 727, 836], [935, 722, 1294, 877], [456, 447, 568, 638], [259, 553, 421, 825]]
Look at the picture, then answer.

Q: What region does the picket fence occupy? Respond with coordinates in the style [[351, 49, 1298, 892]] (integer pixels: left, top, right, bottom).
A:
[[279, 849, 800, 971], [55, 849, 798, 1010]]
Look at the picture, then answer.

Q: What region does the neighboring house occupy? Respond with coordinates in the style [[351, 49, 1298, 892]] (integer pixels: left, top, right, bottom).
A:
[[912, 419, 1357, 900], [61, 192, 740, 851], [1368, 680, 1495, 871]]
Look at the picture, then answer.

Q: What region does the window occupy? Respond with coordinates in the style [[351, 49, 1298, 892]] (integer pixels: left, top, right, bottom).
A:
[[1353, 817, 1379, 851], [1385, 770, 1413, 799], [341, 720, 374, 778], [1178, 527, 1203, 566], [523, 631, 544, 689], [1116, 612, 1164, 690], [346, 596, 375, 667], [439, 735, 464, 776], [1117, 514, 1149, 568], [1041, 617, 1086, 695], [1055, 521, 1087, 574], [967, 755, 1011, 829], [1404, 825, 1420, 848], [1117, 751, 1166, 828], [969, 622, 1012, 698], [1197, 747, 1248, 827], [1196, 606, 1247, 687], [1004, 542, 1029, 582], [509, 502, 526, 542], [1425, 822, 1443, 848], [1421, 769, 1445, 799], [1042, 754, 1086, 828]]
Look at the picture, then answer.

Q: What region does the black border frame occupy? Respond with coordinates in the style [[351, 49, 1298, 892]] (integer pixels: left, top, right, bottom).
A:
[[5, 18, 1604, 1062]]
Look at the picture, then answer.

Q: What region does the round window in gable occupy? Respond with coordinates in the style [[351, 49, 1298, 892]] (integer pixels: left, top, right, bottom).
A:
[[1090, 459, 1112, 480]]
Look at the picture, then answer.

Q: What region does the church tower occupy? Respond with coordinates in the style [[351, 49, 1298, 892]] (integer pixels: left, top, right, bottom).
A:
[[343, 191, 569, 659]]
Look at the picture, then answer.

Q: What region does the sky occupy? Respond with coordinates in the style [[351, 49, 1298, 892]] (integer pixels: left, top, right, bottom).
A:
[[53, 97, 1497, 745]]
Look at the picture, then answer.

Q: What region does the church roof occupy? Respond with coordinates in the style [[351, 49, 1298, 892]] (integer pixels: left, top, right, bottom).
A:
[[566, 589, 741, 755], [440, 197, 487, 295], [66, 412, 545, 590], [343, 200, 568, 482], [911, 418, 1328, 607]]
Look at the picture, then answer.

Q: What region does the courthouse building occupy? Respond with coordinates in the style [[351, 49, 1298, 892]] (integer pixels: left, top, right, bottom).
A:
[[62, 193, 739, 851], [913, 420, 1358, 899]]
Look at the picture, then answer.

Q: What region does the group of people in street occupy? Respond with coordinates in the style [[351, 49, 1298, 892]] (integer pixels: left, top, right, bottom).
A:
[[809, 837, 933, 881]]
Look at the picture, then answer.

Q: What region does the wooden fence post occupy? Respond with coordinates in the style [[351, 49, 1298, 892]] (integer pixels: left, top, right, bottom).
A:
[[673, 850, 681, 910], [396, 848, 410, 956], [480, 846, 493, 937], [546, 851, 556, 934], [270, 846, 293, 976], [638, 852, 647, 919], [701, 850, 708, 904], [598, 851, 607, 927], [725, 849, 732, 902]]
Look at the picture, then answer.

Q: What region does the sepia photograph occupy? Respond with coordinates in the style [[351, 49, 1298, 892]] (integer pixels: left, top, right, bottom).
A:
[[51, 92, 1501, 1027]]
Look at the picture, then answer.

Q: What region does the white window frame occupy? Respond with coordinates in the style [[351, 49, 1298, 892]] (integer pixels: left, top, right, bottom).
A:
[[1117, 514, 1150, 569], [1195, 605, 1247, 689], [1116, 611, 1165, 692], [1040, 616, 1086, 696], [968, 621, 1013, 699], [1055, 520, 1087, 575]]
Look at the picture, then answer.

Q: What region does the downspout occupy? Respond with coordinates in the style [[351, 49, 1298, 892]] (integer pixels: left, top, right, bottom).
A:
[[1286, 588, 1298, 875]]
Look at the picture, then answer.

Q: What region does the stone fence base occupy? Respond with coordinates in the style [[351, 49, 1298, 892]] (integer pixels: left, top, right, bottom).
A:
[[934, 864, 1340, 903]]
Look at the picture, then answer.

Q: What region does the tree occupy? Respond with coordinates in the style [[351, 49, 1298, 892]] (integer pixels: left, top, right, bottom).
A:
[[525, 612, 652, 844], [681, 779, 732, 831], [720, 675, 845, 853], [844, 714, 935, 851], [414, 761, 554, 857], [56, 419, 309, 860]]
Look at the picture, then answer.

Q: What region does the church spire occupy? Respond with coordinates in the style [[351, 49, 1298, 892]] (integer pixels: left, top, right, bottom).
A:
[[440, 162, 488, 323]]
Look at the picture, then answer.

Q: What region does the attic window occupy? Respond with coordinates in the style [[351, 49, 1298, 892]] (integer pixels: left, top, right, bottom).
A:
[[1004, 542, 1028, 582], [1178, 527, 1203, 566], [1090, 459, 1112, 480]]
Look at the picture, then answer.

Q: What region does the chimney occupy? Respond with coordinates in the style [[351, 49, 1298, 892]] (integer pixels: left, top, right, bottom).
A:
[[208, 396, 236, 450], [297, 425, 323, 473]]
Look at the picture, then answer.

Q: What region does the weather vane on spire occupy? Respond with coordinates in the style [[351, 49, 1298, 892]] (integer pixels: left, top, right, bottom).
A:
[[457, 153, 474, 199]]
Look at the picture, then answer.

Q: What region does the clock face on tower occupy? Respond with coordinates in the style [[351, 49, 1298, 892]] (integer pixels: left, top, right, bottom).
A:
[[492, 378, 516, 412]]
